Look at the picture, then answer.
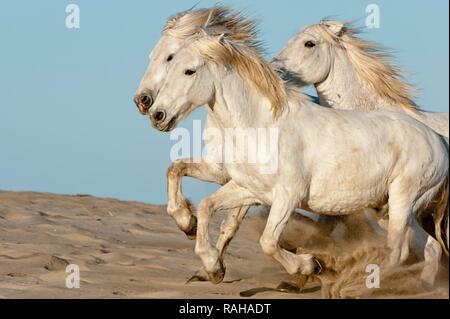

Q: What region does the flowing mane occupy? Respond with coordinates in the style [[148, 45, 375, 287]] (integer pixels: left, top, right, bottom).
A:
[[163, 5, 261, 51], [192, 35, 299, 117], [317, 20, 417, 111]]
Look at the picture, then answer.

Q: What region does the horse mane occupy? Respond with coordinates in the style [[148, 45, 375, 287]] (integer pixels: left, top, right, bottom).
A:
[[317, 20, 417, 111], [192, 35, 297, 117], [163, 5, 261, 51]]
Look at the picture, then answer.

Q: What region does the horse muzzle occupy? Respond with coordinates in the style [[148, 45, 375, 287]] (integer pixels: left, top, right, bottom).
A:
[[150, 110, 177, 132], [134, 91, 153, 115]]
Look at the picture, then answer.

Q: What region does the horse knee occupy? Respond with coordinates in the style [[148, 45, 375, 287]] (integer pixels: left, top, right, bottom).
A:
[[198, 198, 214, 218], [259, 234, 278, 256], [167, 160, 185, 179]]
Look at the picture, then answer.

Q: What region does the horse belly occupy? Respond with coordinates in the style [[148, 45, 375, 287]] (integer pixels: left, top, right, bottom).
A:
[[306, 175, 387, 215]]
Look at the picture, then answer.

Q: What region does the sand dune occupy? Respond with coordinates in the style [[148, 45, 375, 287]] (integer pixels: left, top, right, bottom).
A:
[[0, 191, 447, 299]]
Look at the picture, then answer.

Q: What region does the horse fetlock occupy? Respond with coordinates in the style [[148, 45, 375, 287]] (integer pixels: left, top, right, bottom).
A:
[[167, 199, 193, 217], [388, 249, 402, 267], [183, 215, 197, 240], [167, 202, 197, 237], [298, 254, 318, 275], [259, 235, 278, 256], [186, 263, 226, 285], [420, 262, 438, 289], [207, 261, 226, 284], [196, 246, 219, 268]]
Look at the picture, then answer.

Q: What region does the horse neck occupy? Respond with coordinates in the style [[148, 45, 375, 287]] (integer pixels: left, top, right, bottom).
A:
[[315, 48, 397, 111], [209, 71, 275, 129]]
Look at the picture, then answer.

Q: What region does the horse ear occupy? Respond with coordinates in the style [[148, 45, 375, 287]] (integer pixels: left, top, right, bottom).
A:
[[217, 33, 225, 43], [322, 21, 346, 37], [203, 10, 214, 28]]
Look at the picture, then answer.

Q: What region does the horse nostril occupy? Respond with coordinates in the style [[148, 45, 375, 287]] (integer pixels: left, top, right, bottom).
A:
[[140, 95, 149, 106], [134, 93, 153, 112], [139, 94, 152, 108], [153, 111, 166, 123]]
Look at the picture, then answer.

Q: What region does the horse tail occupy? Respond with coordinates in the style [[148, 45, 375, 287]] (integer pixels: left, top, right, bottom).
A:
[[434, 176, 449, 257]]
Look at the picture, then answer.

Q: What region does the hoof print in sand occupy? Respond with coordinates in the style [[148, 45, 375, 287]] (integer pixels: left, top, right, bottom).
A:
[[44, 255, 70, 271]]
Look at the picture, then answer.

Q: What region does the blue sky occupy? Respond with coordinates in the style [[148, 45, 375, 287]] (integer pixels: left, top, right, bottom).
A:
[[0, 0, 448, 204]]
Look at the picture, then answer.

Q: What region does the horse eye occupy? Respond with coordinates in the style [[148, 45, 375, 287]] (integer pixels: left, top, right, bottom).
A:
[[305, 41, 316, 48], [185, 69, 196, 76], [166, 54, 173, 62]]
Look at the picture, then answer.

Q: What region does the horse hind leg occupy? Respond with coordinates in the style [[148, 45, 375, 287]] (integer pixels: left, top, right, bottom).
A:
[[409, 217, 442, 288], [386, 210, 411, 267], [390, 181, 444, 287], [408, 181, 446, 287], [386, 182, 414, 267]]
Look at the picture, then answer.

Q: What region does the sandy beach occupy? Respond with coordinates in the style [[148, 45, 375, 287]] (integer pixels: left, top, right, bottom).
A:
[[0, 191, 447, 299]]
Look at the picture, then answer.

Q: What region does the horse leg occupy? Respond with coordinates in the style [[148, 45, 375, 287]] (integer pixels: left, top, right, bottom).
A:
[[186, 205, 250, 282], [409, 217, 442, 288], [259, 189, 320, 277], [386, 180, 422, 267], [190, 181, 261, 284], [409, 182, 446, 287], [167, 158, 229, 239], [216, 205, 250, 260]]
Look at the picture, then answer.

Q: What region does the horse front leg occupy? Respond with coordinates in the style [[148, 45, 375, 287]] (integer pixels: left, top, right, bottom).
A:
[[166, 158, 229, 239], [187, 205, 250, 284], [190, 181, 261, 284], [216, 205, 255, 258]]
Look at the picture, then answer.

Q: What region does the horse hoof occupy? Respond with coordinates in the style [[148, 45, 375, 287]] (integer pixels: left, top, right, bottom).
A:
[[183, 215, 197, 240], [277, 271, 312, 293], [313, 257, 323, 275], [185, 264, 225, 284], [276, 281, 302, 293], [208, 264, 226, 284], [420, 278, 435, 291], [186, 268, 209, 284]]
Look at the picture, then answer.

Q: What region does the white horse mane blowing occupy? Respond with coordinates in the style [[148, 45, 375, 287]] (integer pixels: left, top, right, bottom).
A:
[[150, 33, 449, 287]]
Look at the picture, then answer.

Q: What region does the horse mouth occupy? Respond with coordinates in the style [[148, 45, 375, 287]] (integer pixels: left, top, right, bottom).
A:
[[160, 116, 178, 132]]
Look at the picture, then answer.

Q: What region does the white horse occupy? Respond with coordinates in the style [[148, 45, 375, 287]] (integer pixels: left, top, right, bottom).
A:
[[149, 32, 449, 287], [135, 8, 380, 274], [275, 19, 449, 244], [134, 6, 269, 271], [275, 20, 449, 138]]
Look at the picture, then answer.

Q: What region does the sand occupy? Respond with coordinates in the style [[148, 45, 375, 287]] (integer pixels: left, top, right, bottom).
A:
[[0, 191, 447, 299]]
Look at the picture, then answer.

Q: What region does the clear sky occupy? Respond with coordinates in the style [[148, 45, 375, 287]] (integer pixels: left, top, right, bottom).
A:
[[0, 1, 448, 204]]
